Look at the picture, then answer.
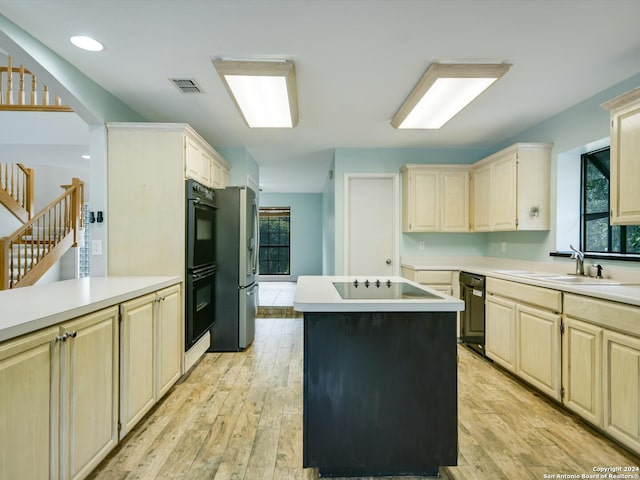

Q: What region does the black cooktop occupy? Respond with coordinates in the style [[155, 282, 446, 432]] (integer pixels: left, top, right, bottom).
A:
[[333, 279, 442, 300]]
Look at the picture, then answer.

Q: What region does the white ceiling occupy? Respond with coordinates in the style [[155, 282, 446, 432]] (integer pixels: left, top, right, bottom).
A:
[[1, 0, 640, 192]]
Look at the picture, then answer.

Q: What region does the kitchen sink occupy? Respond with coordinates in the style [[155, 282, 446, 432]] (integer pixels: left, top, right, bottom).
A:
[[539, 275, 622, 285]]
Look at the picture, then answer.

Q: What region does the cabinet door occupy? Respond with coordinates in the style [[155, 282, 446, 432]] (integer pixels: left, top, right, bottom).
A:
[[472, 165, 491, 231], [603, 329, 640, 452], [120, 293, 155, 439], [155, 285, 182, 399], [61, 307, 119, 480], [485, 294, 516, 372], [491, 152, 517, 230], [441, 170, 469, 232], [409, 170, 440, 231], [610, 96, 640, 225], [516, 304, 561, 401], [0, 326, 59, 480], [562, 317, 603, 427], [185, 136, 211, 186]]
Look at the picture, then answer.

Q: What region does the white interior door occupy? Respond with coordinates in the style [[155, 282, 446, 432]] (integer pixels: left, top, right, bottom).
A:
[[344, 173, 399, 276]]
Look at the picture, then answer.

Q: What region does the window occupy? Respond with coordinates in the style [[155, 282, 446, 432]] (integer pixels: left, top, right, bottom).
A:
[[581, 147, 640, 254], [259, 207, 291, 275]]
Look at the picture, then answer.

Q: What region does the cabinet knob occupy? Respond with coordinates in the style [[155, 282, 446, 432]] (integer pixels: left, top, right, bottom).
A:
[[55, 333, 69, 342], [68, 331, 77, 338], [386, 259, 392, 265]]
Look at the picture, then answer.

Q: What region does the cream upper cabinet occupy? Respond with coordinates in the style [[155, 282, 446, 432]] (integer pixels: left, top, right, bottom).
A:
[[0, 326, 59, 480], [602, 87, 640, 225], [401, 164, 470, 232], [471, 163, 491, 231], [61, 307, 119, 480], [108, 123, 230, 277], [185, 135, 212, 186], [471, 143, 552, 231]]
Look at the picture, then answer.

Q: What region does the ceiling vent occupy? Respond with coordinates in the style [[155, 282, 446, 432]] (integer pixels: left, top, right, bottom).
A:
[[170, 78, 203, 93]]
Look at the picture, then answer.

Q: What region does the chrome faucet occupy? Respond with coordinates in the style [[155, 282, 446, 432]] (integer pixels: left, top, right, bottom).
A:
[[569, 245, 585, 276]]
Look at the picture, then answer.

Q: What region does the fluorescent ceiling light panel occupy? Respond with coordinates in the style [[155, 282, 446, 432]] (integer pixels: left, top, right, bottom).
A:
[[213, 59, 298, 128], [70, 35, 104, 52], [392, 63, 511, 129]]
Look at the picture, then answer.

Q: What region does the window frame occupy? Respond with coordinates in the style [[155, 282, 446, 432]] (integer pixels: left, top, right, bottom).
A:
[[258, 207, 291, 275], [577, 147, 640, 259]]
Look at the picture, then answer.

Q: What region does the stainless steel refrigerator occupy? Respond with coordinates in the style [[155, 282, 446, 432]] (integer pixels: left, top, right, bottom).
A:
[[209, 185, 258, 351]]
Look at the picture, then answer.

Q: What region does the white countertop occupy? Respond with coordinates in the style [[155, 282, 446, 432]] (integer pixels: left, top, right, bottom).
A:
[[401, 257, 640, 307], [294, 275, 465, 313], [0, 276, 182, 342]]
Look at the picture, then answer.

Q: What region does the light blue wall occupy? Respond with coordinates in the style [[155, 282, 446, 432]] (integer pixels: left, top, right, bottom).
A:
[[259, 192, 323, 278], [322, 154, 336, 275], [331, 147, 489, 273], [0, 14, 144, 125], [216, 146, 260, 188], [484, 72, 640, 270]]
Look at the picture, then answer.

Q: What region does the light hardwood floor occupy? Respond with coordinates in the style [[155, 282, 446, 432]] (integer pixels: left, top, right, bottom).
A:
[[90, 318, 639, 480]]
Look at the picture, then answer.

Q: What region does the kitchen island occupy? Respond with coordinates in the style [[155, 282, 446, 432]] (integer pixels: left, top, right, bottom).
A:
[[294, 276, 464, 477]]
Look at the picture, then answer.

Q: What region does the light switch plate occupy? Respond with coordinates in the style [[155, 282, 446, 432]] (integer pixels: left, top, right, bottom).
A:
[[92, 240, 102, 256]]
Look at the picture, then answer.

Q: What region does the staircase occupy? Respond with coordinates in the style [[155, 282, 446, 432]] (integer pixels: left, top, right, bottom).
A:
[[0, 175, 84, 289]]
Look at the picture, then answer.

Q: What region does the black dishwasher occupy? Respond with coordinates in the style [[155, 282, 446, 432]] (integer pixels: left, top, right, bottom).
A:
[[459, 271, 486, 355]]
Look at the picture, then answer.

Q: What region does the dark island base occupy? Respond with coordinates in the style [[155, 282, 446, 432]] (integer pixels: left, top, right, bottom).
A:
[[303, 311, 458, 477]]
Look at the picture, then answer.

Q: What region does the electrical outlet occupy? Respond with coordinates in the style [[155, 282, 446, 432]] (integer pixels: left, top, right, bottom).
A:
[[501, 241, 506, 253], [92, 240, 102, 256], [419, 240, 425, 250]]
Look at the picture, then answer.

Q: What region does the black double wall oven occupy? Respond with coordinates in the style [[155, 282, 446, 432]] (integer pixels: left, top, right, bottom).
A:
[[185, 179, 216, 350]]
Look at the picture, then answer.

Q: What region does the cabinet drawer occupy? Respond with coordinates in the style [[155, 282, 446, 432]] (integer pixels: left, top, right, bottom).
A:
[[487, 277, 561, 313], [415, 270, 453, 285], [564, 293, 640, 337]]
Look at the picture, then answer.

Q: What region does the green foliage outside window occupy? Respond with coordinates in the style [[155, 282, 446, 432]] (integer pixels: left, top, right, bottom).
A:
[[582, 148, 640, 254]]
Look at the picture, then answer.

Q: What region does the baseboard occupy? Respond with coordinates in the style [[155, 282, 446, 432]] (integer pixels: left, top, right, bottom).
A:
[[184, 331, 210, 372]]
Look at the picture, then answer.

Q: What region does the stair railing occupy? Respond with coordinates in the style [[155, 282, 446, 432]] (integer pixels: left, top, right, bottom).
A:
[[0, 162, 34, 222], [0, 55, 72, 111], [0, 178, 84, 289]]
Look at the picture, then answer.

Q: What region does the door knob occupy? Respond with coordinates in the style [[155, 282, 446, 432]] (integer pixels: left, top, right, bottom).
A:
[[386, 259, 392, 265]]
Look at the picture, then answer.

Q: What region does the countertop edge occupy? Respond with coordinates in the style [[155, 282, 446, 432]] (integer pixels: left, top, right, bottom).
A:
[[0, 276, 182, 343], [294, 275, 465, 313], [401, 262, 640, 308]]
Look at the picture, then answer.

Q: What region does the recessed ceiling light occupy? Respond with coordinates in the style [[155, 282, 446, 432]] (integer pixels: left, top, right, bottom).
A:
[[81, 154, 91, 160], [70, 35, 104, 52]]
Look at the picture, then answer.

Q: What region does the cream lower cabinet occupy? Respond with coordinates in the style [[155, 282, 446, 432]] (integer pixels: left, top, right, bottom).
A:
[[562, 317, 603, 427], [603, 330, 640, 453], [61, 307, 119, 480], [485, 278, 562, 400], [0, 326, 59, 480], [0, 307, 119, 480], [516, 304, 561, 401], [120, 285, 182, 439], [155, 284, 182, 399], [485, 294, 517, 372], [401, 268, 454, 295], [563, 293, 640, 455]]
